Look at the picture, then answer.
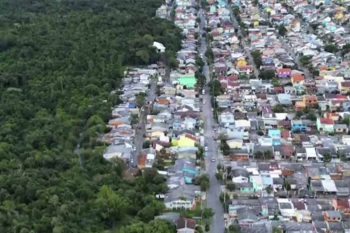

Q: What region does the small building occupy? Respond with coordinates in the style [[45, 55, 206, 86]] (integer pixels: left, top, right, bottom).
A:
[[317, 118, 335, 133]]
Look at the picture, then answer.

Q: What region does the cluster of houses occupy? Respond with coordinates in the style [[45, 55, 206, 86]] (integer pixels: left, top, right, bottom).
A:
[[222, 161, 350, 232], [203, 0, 350, 232], [207, 0, 256, 86], [101, 67, 159, 162], [158, 0, 205, 211], [104, 0, 350, 231]]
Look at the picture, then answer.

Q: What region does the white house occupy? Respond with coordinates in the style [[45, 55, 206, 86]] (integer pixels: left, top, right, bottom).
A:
[[153, 41, 166, 53], [277, 198, 295, 218]]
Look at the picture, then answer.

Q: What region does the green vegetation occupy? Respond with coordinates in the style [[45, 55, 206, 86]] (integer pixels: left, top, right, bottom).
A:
[[194, 174, 210, 191], [251, 50, 262, 68], [220, 138, 231, 156], [226, 182, 236, 192], [0, 0, 181, 232], [118, 219, 176, 233], [259, 69, 275, 80], [341, 43, 350, 56], [228, 225, 242, 233], [299, 55, 312, 66], [278, 25, 287, 37], [209, 79, 223, 97], [272, 104, 285, 113], [324, 44, 338, 53], [136, 92, 147, 108], [205, 46, 214, 64]]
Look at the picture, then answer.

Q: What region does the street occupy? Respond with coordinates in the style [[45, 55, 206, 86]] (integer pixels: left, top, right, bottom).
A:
[[131, 76, 157, 167], [199, 8, 225, 233]]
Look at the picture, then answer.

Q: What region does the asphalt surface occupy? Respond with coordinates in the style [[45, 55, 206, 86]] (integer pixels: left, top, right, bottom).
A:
[[199, 8, 226, 233], [131, 77, 157, 167]]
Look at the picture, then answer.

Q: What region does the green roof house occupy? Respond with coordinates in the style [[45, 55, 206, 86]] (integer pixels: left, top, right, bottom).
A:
[[178, 75, 197, 89]]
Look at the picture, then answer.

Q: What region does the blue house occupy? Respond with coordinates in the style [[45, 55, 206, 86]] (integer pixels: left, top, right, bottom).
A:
[[128, 103, 137, 109], [183, 163, 199, 184], [268, 129, 281, 146], [291, 120, 307, 133]]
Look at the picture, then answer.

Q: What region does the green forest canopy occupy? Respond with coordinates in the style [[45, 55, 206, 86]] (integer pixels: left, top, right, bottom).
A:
[[0, 0, 181, 232]]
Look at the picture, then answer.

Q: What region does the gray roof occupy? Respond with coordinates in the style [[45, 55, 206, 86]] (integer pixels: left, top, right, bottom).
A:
[[164, 184, 200, 203]]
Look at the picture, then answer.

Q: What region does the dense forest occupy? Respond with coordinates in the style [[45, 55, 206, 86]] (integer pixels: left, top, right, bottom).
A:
[[0, 0, 181, 232]]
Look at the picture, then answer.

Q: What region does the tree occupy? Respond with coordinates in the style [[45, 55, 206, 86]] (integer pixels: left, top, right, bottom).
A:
[[264, 150, 273, 159], [272, 227, 283, 233], [202, 208, 214, 219], [323, 153, 332, 163], [0, 0, 182, 232], [136, 92, 147, 108], [324, 44, 338, 53], [272, 104, 285, 113], [220, 139, 230, 156], [205, 223, 210, 232], [259, 69, 275, 80], [119, 220, 176, 233], [209, 80, 223, 96], [196, 146, 205, 160], [306, 112, 317, 121], [278, 25, 287, 37], [205, 46, 214, 64], [137, 200, 165, 222], [254, 151, 263, 159], [251, 50, 262, 68], [95, 185, 128, 224], [228, 225, 241, 233], [226, 182, 236, 192], [341, 43, 350, 56], [284, 180, 291, 196], [143, 140, 150, 148], [194, 174, 210, 191], [299, 55, 312, 66]]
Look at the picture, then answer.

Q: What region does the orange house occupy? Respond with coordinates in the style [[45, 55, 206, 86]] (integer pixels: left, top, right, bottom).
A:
[[303, 95, 318, 108], [292, 74, 305, 85], [295, 95, 318, 110], [324, 112, 341, 122], [333, 199, 350, 215]]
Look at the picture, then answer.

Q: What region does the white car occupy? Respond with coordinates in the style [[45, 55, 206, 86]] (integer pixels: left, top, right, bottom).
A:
[[205, 146, 208, 151], [211, 158, 216, 162]]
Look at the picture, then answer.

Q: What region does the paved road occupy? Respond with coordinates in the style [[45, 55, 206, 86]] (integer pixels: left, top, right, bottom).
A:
[[131, 77, 157, 167], [228, 6, 260, 78], [199, 8, 226, 233]]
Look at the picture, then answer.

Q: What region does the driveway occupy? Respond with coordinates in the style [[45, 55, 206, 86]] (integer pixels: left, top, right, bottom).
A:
[[199, 8, 225, 233]]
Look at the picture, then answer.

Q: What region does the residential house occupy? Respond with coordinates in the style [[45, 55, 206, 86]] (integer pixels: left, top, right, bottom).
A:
[[219, 111, 235, 127], [268, 129, 281, 146], [176, 217, 196, 233], [335, 124, 348, 134], [177, 75, 197, 89], [323, 210, 342, 222], [277, 198, 296, 218], [317, 118, 335, 133], [175, 134, 197, 147], [277, 94, 292, 105], [250, 175, 264, 192], [341, 81, 350, 94], [333, 198, 350, 215], [277, 68, 292, 79], [164, 184, 200, 210], [291, 120, 307, 133], [292, 74, 305, 85]]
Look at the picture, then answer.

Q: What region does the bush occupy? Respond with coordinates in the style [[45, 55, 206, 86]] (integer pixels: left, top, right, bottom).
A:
[[143, 141, 150, 148]]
